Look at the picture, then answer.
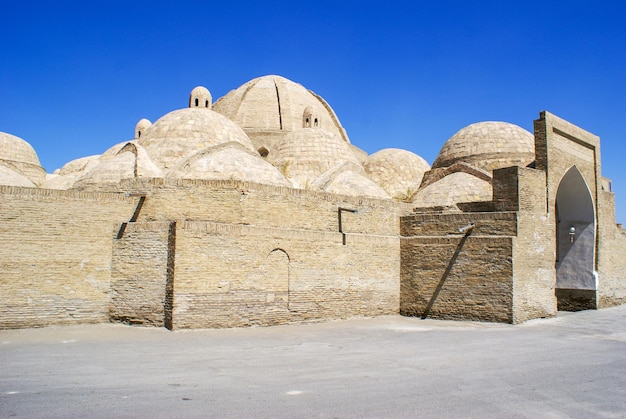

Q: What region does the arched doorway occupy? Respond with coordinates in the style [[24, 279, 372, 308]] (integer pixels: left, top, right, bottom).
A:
[[555, 166, 597, 310]]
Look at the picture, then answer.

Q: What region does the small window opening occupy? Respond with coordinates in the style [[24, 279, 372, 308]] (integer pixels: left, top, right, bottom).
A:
[[314, 118, 319, 127], [137, 131, 141, 138], [258, 146, 269, 157], [194, 98, 199, 107], [305, 117, 310, 127], [205, 100, 209, 108]]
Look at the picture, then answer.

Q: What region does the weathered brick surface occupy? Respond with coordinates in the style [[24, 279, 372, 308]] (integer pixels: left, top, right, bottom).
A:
[[401, 234, 513, 323], [171, 221, 399, 329], [110, 222, 173, 327], [597, 191, 626, 307], [0, 186, 136, 328]]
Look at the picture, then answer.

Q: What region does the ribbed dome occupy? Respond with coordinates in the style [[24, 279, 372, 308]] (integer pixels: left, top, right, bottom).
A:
[[213, 75, 350, 151], [433, 122, 534, 172], [0, 132, 46, 184], [364, 148, 431, 200], [412, 172, 492, 208], [268, 128, 359, 188], [166, 142, 291, 187], [137, 107, 255, 169]]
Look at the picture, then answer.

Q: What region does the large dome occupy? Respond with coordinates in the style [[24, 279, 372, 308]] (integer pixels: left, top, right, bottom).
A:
[[213, 75, 350, 152], [364, 148, 431, 200], [0, 132, 46, 184], [268, 128, 359, 188], [432, 122, 535, 172], [137, 107, 255, 169]]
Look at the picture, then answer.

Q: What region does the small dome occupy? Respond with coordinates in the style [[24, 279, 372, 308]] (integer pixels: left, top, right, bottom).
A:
[[73, 143, 162, 188], [137, 107, 255, 169], [166, 142, 291, 187], [189, 86, 212, 109], [57, 155, 101, 176], [0, 132, 46, 184], [364, 148, 431, 200], [312, 165, 390, 199], [432, 122, 535, 172], [134, 119, 152, 139], [268, 128, 360, 188], [0, 165, 36, 187], [412, 172, 492, 208]]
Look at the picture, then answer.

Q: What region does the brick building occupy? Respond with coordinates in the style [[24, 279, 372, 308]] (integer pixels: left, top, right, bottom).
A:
[[1, 75, 625, 329]]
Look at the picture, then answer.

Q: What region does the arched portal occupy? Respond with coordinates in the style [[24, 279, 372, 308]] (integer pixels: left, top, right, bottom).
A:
[[555, 166, 597, 310]]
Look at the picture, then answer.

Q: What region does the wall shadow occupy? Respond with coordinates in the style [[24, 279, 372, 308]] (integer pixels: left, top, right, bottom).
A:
[[421, 232, 471, 319]]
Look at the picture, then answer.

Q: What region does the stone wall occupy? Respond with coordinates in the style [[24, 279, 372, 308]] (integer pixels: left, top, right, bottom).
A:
[[0, 186, 136, 328], [400, 212, 516, 323]]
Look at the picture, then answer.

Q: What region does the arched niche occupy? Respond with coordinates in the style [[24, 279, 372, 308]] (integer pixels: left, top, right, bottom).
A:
[[262, 249, 290, 308], [555, 166, 597, 310]]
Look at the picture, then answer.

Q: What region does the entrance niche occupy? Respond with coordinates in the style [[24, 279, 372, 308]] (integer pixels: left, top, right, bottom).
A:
[[263, 249, 290, 309], [555, 166, 597, 311]]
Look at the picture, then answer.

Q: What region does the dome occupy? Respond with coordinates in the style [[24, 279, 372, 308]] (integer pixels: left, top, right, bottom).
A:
[[0, 132, 46, 184], [363, 148, 431, 200], [134, 119, 152, 140], [312, 165, 390, 199], [73, 143, 163, 188], [432, 122, 535, 172], [213, 75, 350, 150], [166, 142, 291, 187], [412, 172, 492, 208], [137, 107, 255, 169], [0, 165, 36, 187], [57, 155, 101, 176], [189, 86, 212, 109], [268, 128, 360, 188]]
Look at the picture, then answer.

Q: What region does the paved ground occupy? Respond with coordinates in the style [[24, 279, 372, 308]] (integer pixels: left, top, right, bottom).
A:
[[2, 307, 626, 418]]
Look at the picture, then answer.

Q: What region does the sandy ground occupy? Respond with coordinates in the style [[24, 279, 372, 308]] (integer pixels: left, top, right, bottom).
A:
[[2, 307, 626, 418]]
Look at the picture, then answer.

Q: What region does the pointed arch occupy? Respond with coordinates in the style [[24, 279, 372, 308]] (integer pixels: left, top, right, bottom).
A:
[[555, 166, 597, 310]]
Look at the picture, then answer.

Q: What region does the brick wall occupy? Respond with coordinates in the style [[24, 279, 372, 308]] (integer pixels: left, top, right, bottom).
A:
[[110, 221, 174, 327], [400, 212, 516, 323], [0, 186, 136, 328]]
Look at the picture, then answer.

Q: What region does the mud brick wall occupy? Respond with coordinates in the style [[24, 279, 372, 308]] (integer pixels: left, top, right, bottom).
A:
[[0, 187, 135, 328], [171, 221, 399, 329], [400, 212, 515, 323]]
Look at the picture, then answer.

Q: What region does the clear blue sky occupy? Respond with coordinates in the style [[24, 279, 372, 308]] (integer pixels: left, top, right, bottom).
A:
[[1, 1, 625, 222]]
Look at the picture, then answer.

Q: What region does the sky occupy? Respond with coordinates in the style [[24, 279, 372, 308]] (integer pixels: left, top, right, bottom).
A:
[[1, 1, 625, 222]]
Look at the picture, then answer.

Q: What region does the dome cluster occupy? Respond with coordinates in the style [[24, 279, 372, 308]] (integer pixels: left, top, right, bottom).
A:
[[0, 76, 537, 207]]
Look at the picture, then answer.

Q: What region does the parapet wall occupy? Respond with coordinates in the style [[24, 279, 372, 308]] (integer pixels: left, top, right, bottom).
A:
[[0, 186, 136, 328]]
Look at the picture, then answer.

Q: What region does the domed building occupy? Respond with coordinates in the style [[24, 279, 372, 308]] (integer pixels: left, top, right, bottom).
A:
[[213, 75, 350, 156], [1, 76, 625, 332]]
